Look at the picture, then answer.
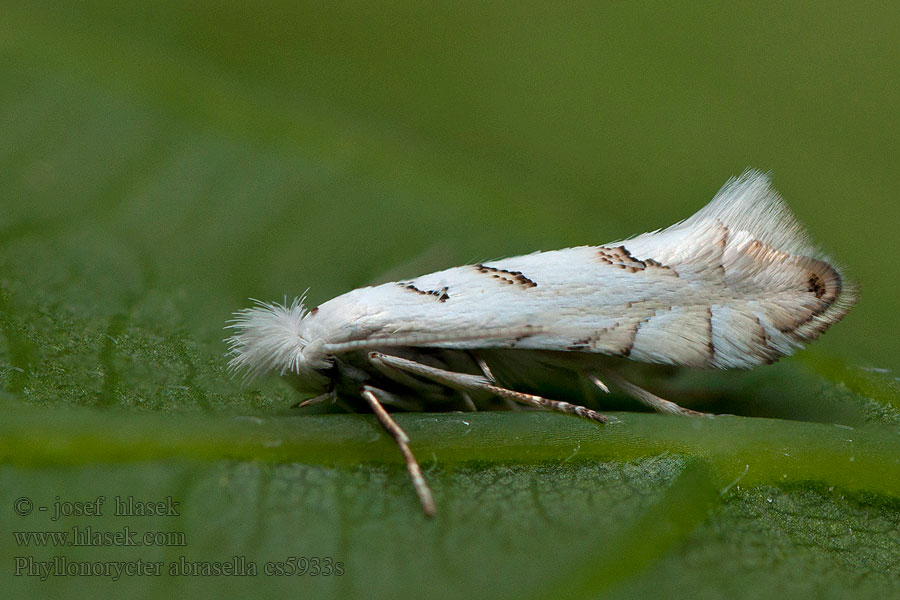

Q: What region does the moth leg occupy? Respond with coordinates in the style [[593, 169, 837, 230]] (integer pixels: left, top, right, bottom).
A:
[[600, 370, 709, 417], [365, 386, 425, 412], [480, 383, 608, 424], [459, 391, 478, 412], [586, 373, 611, 394], [470, 351, 522, 412], [470, 351, 496, 381], [369, 351, 607, 424], [370, 352, 470, 410], [571, 371, 609, 406], [360, 385, 436, 517], [369, 352, 445, 395], [292, 390, 336, 409]]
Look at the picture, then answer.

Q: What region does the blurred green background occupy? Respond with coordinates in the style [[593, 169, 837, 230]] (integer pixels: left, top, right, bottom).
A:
[[1, 2, 899, 598]]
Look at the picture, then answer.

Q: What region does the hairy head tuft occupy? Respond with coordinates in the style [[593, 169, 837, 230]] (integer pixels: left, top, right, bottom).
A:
[[226, 297, 330, 382]]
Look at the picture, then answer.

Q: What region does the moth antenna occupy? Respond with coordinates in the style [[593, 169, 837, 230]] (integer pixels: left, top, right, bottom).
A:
[[361, 386, 436, 517]]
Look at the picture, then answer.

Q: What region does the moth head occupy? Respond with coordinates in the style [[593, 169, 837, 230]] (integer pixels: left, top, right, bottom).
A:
[[226, 297, 331, 390]]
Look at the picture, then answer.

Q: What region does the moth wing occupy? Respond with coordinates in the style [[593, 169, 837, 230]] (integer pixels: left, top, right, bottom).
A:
[[321, 171, 856, 371], [581, 170, 856, 368]]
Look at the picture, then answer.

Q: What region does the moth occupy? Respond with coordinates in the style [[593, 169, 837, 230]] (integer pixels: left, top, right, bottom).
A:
[[227, 171, 857, 516]]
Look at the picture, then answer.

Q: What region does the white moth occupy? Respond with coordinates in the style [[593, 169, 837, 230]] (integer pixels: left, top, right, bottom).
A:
[[227, 170, 857, 516]]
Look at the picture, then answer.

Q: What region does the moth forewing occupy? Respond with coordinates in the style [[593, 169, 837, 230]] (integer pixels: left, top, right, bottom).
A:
[[226, 170, 857, 516]]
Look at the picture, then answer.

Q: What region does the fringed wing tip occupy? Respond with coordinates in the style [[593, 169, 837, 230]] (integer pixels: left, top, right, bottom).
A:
[[686, 169, 817, 256]]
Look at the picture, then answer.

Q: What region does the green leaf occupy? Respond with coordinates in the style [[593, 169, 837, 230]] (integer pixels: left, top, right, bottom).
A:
[[2, 2, 900, 599]]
